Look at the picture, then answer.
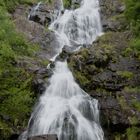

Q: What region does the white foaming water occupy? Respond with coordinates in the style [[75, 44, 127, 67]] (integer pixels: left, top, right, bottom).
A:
[[27, 62, 104, 140], [49, 0, 102, 60], [21, 0, 104, 140]]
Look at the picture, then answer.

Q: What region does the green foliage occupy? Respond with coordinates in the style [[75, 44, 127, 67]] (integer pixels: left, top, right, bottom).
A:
[[125, 0, 140, 52], [124, 0, 140, 52], [117, 96, 130, 110], [63, 0, 71, 9], [74, 71, 90, 87], [115, 134, 121, 140], [126, 127, 140, 140], [130, 38, 140, 51], [0, 4, 38, 139], [124, 86, 140, 93], [0, 0, 49, 12], [125, 0, 140, 36], [117, 71, 134, 79], [131, 100, 140, 111], [129, 116, 139, 125]]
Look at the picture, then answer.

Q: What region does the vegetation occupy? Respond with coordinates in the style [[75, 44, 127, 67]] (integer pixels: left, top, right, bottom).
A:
[[0, 0, 139, 139], [63, 0, 71, 9], [0, 2, 40, 139], [125, 0, 140, 51], [117, 71, 134, 80]]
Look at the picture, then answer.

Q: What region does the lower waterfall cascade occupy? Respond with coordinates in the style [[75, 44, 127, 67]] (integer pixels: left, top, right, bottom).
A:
[[19, 0, 104, 140]]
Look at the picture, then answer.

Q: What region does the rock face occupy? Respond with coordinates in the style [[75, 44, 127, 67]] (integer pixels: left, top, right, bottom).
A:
[[99, 0, 127, 32], [28, 3, 52, 26], [12, 0, 140, 140], [12, 3, 58, 97], [68, 0, 140, 139], [28, 135, 58, 140], [28, 0, 63, 25], [68, 32, 140, 139]]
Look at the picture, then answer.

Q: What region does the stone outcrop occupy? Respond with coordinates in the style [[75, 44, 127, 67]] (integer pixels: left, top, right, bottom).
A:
[[99, 0, 127, 32]]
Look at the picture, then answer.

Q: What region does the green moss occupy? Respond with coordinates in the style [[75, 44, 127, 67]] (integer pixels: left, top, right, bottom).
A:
[[122, 47, 133, 57], [115, 134, 121, 140], [63, 0, 72, 9], [40, 59, 49, 66], [117, 71, 134, 79], [0, 0, 52, 12], [130, 38, 140, 51], [117, 96, 129, 110], [111, 13, 125, 21], [129, 116, 139, 125], [126, 127, 140, 140], [131, 100, 140, 111], [74, 71, 90, 87], [125, 0, 140, 36], [98, 32, 112, 42], [124, 86, 140, 93], [124, 0, 140, 55], [80, 49, 89, 59]]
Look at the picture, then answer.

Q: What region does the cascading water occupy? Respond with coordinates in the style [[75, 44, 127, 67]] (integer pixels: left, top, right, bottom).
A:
[[20, 0, 104, 139], [49, 0, 102, 60]]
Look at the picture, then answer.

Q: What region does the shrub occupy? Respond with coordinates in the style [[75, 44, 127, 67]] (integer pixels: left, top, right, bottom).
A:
[[130, 38, 140, 51], [125, 0, 140, 36]]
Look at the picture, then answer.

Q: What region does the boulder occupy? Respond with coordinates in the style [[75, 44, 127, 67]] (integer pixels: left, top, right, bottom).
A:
[[28, 3, 52, 26]]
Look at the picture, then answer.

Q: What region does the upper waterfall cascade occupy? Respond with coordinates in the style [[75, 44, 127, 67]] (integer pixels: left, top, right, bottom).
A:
[[49, 0, 102, 60], [20, 0, 104, 140]]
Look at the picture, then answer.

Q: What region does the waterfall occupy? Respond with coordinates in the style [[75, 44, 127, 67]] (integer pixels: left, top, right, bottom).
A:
[[20, 0, 104, 140]]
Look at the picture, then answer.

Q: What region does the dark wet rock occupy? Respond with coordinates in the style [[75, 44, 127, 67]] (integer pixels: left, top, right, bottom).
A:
[[33, 78, 47, 95], [28, 0, 63, 26], [29, 3, 52, 26], [9, 134, 19, 140], [99, 0, 127, 32], [28, 135, 58, 140]]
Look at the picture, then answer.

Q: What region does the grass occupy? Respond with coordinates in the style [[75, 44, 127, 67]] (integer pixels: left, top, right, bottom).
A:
[[117, 71, 134, 80]]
